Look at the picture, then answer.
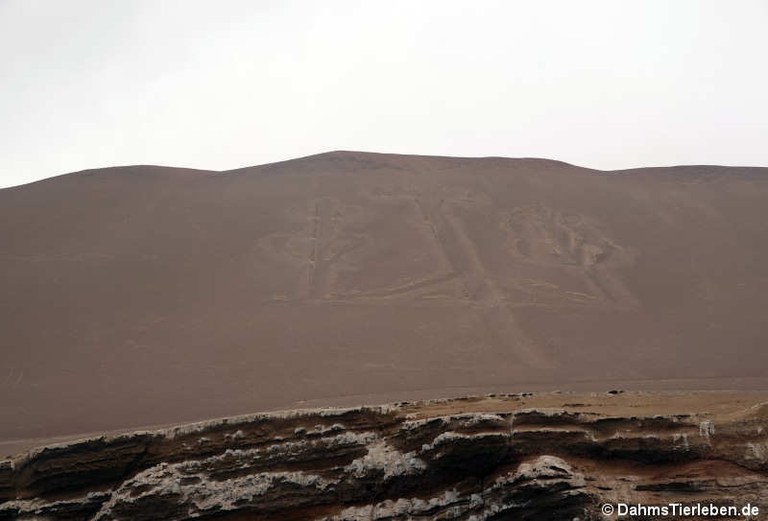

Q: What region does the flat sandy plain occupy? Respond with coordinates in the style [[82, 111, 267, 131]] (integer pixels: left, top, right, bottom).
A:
[[1, 151, 766, 449]]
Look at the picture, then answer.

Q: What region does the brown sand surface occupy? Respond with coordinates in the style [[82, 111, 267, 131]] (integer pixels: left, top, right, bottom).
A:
[[1, 151, 766, 444], [403, 390, 768, 420]]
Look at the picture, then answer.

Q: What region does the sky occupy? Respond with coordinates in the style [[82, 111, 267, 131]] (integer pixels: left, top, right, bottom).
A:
[[1, 0, 767, 188]]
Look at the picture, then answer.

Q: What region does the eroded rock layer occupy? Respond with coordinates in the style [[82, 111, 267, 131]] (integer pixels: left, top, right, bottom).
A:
[[2, 392, 767, 520]]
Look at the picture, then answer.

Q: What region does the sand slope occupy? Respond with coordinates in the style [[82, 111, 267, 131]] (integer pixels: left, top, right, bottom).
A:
[[1, 151, 766, 442]]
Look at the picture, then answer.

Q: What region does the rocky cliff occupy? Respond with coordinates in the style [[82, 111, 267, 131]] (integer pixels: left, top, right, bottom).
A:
[[2, 392, 767, 520]]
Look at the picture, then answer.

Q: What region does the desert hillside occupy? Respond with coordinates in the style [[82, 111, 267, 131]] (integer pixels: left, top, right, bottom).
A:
[[1, 151, 767, 445]]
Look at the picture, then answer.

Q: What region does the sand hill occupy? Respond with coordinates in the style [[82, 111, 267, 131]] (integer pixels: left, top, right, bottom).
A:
[[1, 151, 766, 446]]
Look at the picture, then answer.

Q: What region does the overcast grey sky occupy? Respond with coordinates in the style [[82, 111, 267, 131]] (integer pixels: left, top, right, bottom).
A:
[[1, 1, 767, 188]]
